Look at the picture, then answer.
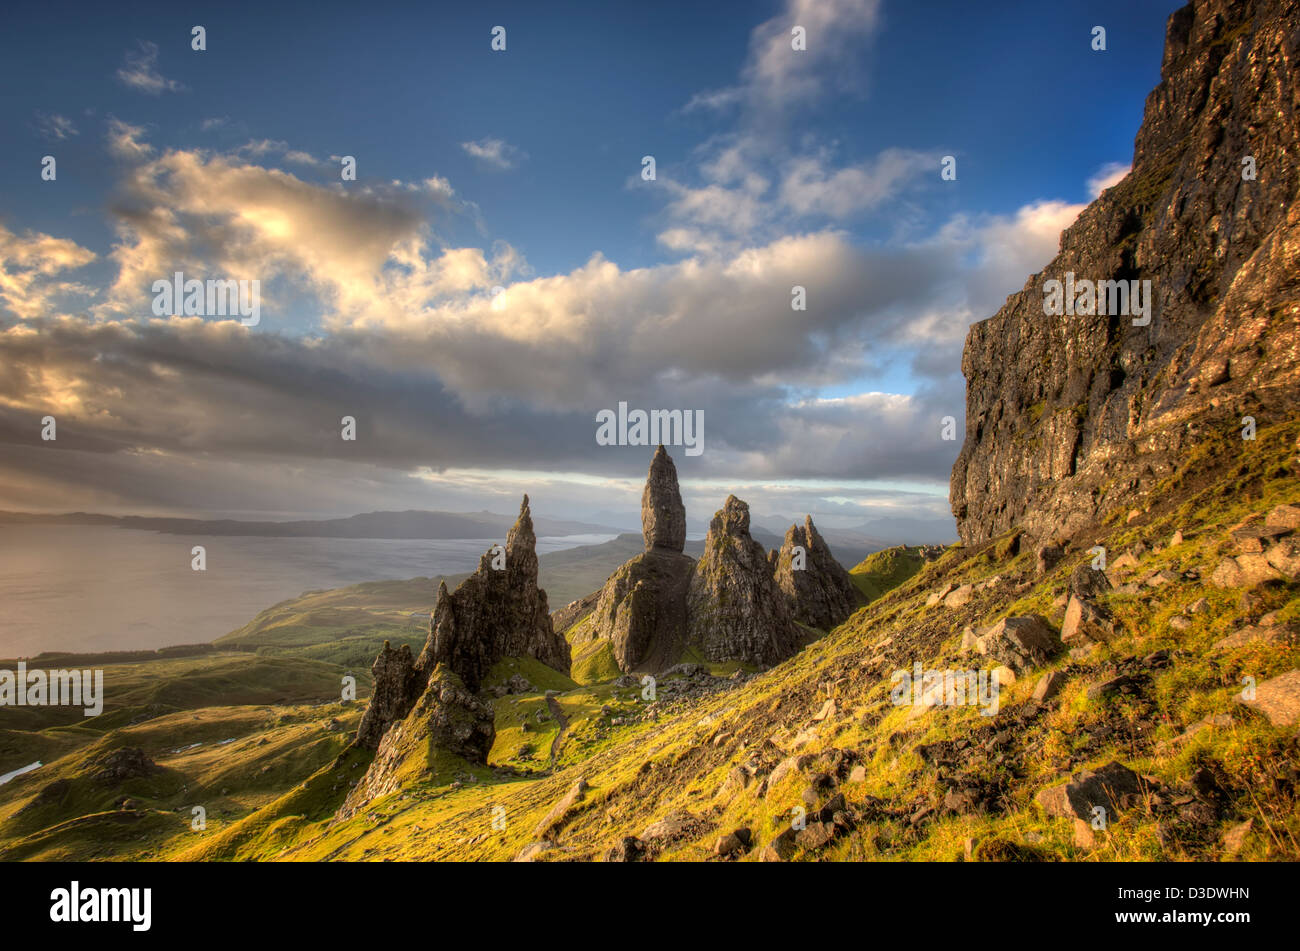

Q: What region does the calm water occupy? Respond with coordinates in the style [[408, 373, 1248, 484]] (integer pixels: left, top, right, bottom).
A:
[[0, 525, 614, 657]]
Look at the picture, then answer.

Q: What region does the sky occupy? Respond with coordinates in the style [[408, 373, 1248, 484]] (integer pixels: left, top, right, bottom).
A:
[[0, 0, 1176, 535]]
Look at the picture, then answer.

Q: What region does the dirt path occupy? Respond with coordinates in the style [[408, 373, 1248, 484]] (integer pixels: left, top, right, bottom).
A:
[[545, 695, 569, 770]]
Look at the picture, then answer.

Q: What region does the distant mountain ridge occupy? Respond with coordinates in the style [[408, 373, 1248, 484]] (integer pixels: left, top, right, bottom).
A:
[[0, 508, 621, 539]]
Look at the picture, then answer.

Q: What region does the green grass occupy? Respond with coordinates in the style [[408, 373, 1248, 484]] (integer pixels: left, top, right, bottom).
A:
[[850, 546, 928, 603]]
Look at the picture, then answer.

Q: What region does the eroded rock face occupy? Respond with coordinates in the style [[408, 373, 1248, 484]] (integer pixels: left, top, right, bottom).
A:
[[352, 495, 567, 764], [338, 666, 494, 820], [686, 495, 800, 665], [584, 447, 695, 672], [642, 444, 687, 552], [773, 516, 863, 630], [355, 641, 422, 750], [420, 495, 570, 692], [951, 0, 1300, 546], [584, 549, 693, 672]]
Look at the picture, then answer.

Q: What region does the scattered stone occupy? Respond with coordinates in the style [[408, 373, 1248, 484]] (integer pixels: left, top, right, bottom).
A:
[[1211, 554, 1283, 588], [1109, 551, 1140, 572], [1033, 671, 1067, 702], [944, 584, 975, 609], [514, 840, 558, 862], [1062, 595, 1117, 645], [1221, 819, 1253, 857], [1073, 818, 1096, 849], [761, 828, 797, 862], [1035, 543, 1065, 575], [640, 809, 700, 842], [605, 836, 646, 862], [1237, 669, 1300, 727], [975, 615, 1062, 672], [1168, 615, 1192, 632], [1265, 504, 1300, 533], [1266, 538, 1300, 578], [1087, 674, 1145, 701], [1213, 625, 1283, 651], [1035, 761, 1146, 821], [534, 778, 589, 837], [812, 699, 836, 722]]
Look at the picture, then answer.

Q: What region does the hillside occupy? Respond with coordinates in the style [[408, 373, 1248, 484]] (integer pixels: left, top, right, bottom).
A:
[[1, 0, 1296, 867]]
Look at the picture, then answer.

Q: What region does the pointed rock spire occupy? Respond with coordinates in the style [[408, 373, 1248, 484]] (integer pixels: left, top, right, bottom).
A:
[[418, 493, 569, 692], [642, 444, 686, 552], [686, 495, 799, 666], [773, 515, 863, 630]]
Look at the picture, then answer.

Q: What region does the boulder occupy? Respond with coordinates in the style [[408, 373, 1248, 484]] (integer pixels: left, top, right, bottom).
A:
[[975, 615, 1061, 672], [1237, 669, 1300, 727], [1035, 761, 1146, 821]]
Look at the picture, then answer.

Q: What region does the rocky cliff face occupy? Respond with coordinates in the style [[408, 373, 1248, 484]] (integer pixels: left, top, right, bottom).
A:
[[773, 516, 864, 630], [952, 0, 1300, 546], [420, 494, 570, 692], [686, 495, 800, 665]]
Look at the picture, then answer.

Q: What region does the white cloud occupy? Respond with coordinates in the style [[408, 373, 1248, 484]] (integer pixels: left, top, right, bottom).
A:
[[684, 0, 882, 114], [1088, 161, 1131, 198], [115, 41, 186, 95], [460, 137, 526, 170]]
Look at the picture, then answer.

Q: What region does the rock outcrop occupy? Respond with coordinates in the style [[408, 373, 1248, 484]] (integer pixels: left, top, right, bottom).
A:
[[351, 494, 568, 770], [772, 516, 864, 630], [642, 444, 687, 551], [579, 446, 694, 671], [354, 641, 422, 750], [951, 0, 1300, 546], [338, 665, 494, 820], [686, 495, 800, 665], [418, 494, 570, 692]]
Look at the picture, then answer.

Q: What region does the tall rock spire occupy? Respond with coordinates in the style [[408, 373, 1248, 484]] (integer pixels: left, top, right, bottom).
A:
[[642, 444, 686, 552], [578, 447, 694, 671], [421, 493, 569, 692]]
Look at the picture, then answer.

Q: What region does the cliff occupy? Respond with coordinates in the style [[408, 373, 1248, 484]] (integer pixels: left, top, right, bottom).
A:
[[951, 0, 1300, 545]]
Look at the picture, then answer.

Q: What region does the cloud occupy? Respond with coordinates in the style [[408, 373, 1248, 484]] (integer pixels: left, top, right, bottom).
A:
[[116, 41, 186, 95], [684, 0, 882, 114], [460, 137, 526, 169], [36, 113, 78, 141], [1088, 161, 1131, 198], [0, 225, 96, 320]]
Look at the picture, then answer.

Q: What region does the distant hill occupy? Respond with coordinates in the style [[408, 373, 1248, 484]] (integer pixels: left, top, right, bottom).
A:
[[0, 508, 622, 540]]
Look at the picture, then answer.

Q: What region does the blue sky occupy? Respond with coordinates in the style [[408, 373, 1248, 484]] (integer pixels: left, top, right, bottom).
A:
[[0, 0, 1177, 535]]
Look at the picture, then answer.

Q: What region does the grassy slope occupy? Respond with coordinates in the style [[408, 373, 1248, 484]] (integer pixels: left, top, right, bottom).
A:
[[151, 419, 1299, 863], [850, 546, 928, 603], [5, 422, 1296, 862]]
